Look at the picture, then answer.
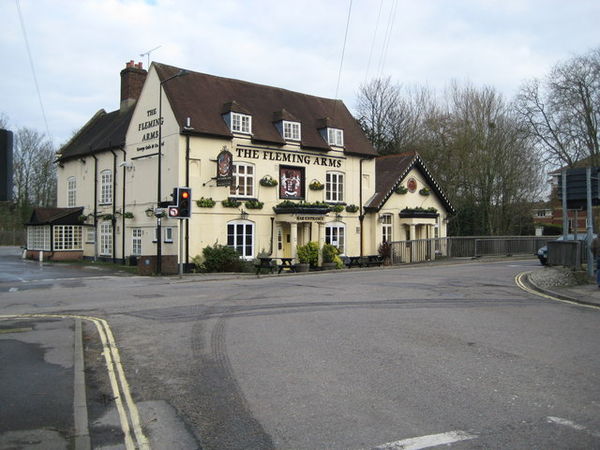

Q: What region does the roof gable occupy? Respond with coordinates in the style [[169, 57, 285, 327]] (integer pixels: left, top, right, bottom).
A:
[[58, 107, 134, 161], [365, 152, 455, 213]]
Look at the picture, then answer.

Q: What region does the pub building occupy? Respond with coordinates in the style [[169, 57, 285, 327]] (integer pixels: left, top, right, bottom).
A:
[[30, 61, 453, 271]]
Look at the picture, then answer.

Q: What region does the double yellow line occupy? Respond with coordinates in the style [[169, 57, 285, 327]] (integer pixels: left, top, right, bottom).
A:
[[515, 272, 599, 310], [0, 313, 150, 450]]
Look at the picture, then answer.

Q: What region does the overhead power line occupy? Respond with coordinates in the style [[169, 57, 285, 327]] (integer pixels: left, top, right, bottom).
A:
[[335, 0, 354, 101], [15, 0, 50, 138], [364, 0, 384, 83]]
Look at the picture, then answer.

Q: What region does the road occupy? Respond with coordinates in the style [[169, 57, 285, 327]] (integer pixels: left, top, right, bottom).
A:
[[1, 252, 599, 449]]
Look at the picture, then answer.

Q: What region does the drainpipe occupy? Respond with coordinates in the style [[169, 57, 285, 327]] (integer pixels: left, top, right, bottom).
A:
[[92, 153, 98, 261], [359, 158, 365, 257], [119, 148, 127, 264], [110, 149, 117, 263], [185, 133, 190, 268], [270, 217, 275, 255]]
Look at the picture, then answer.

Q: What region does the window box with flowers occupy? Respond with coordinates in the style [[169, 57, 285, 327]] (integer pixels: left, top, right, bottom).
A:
[[308, 180, 324, 191], [222, 198, 242, 208], [399, 207, 439, 219], [245, 199, 264, 210], [196, 197, 216, 208], [273, 200, 330, 215], [394, 185, 408, 195], [259, 175, 278, 187]]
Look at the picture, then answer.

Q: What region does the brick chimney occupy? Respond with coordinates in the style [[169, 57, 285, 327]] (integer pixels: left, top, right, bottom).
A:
[[120, 60, 147, 111]]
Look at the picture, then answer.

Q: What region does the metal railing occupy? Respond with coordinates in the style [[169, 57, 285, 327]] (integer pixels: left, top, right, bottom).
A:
[[389, 236, 550, 264]]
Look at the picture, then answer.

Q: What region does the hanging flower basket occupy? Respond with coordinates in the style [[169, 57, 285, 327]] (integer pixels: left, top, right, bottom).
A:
[[259, 175, 278, 187], [123, 211, 134, 219], [419, 187, 431, 196], [330, 204, 345, 213], [345, 204, 359, 213], [309, 180, 324, 191], [395, 185, 408, 195]]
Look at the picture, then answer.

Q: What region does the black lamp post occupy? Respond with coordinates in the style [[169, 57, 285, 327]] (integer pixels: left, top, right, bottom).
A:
[[156, 69, 188, 275]]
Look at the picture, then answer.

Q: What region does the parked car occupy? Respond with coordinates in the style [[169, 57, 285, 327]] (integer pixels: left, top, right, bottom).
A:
[[537, 234, 597, 265]]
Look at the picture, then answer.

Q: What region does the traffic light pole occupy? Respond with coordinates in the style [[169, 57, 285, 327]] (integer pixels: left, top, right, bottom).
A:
[[179, 219, 184, 278]]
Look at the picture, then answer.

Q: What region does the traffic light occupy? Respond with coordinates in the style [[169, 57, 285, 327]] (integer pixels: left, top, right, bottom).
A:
[[177, 187, 192, 218], [167, 187, 192, 218]]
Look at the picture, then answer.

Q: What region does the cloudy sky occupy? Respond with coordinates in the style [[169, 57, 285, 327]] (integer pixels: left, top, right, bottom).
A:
[[2, 0, 599, 146]]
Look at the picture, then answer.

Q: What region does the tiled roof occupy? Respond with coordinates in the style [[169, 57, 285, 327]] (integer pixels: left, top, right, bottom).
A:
[[27, 207, 83, 225], [155, 63, 377, 157], [58, 107, 134, 161], [365, 152, 454, 213]]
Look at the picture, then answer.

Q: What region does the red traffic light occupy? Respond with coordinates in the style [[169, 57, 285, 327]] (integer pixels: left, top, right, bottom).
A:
[[181, 191, 189, 199]]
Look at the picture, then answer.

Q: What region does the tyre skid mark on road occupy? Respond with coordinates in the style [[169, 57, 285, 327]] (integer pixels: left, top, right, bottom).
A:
[[0, 313, 150, 450]]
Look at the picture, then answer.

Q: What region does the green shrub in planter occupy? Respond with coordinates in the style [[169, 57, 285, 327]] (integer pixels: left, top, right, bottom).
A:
[[297, 241, 319, 266], [197, 244, 242, 272]]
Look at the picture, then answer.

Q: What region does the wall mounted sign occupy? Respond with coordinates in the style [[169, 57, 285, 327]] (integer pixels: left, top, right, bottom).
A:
[[279, 165, 305, 200], [407, 177, 418, 193], [216, 148, 233, 186], [236, 146, 343, 168]]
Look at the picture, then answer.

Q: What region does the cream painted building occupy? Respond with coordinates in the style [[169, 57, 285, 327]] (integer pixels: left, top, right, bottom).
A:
[[31, 61, 453, 270]]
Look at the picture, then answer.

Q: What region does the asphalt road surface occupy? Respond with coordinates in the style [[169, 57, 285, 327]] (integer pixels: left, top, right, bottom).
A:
[[1, 254, 599, 449]]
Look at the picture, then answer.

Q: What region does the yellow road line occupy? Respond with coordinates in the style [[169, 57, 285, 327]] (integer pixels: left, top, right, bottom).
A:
[[0, 313, 150, 450], [515, 272, 600, 310]]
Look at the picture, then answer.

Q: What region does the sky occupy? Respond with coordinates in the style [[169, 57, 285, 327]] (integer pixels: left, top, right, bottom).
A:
[[2, 0, 599, 147]]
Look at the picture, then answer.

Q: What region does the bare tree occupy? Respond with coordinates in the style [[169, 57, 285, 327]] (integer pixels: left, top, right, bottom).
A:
[[515, 47, 600, 167], [13, 127, 56, 211], [356, 78, 433, 154], [0, 112, 8, 129]]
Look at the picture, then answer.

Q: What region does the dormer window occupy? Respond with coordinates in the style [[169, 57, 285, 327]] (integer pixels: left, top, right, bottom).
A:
[[231, 112, 251, 134], [327, 128, 344, 147], [283, 121, 301, 141]]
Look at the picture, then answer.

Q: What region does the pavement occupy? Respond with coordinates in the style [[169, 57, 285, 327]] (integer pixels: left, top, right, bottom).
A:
[[526, 275, 600, 308]]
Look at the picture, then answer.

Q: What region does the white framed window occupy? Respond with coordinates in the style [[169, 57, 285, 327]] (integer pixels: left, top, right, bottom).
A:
[[230, 162, 254, 197], [86, 228, 95, 244], [326, 171, 344, 202], [231, 112, 252, 134], [53, 225, 83, 251], [99, 222, 112, 256], [67, 177, 76, 207], [27, 226, 51, 251], [381, 214, 392, 243], [227, 220, 254, 259], [132, 228, 142, 256], [164, 227, 174, 243], [100, 170, 113, 204], [283, 121, 301, 141], [327, 128, 344, 146], [325, 222, 346, 255]]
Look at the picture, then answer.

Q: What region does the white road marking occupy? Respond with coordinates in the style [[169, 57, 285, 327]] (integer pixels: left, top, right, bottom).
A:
[[8, 287, 18, 292], [547, 416, 600, 438], [373, 430, 477, 449]]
